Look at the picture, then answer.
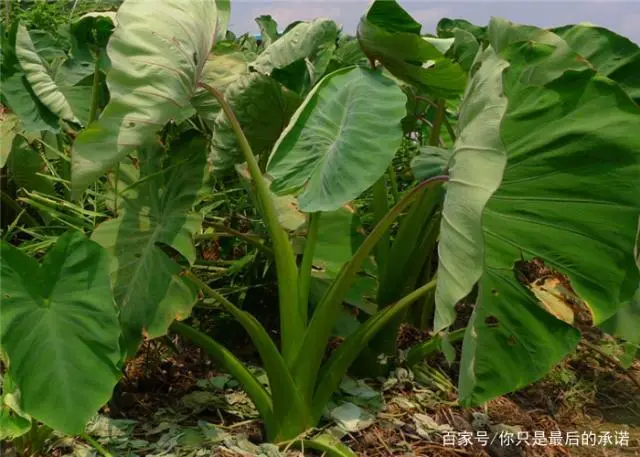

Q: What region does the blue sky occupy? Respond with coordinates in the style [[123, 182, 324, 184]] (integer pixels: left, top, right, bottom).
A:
[[228, 1, 640, 43]]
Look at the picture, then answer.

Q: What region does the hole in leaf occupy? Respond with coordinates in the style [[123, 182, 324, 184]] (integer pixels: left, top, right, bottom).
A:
[[491, 288, 498, 296], [514, 256, 593, 330], [484, 315, 499, 327]]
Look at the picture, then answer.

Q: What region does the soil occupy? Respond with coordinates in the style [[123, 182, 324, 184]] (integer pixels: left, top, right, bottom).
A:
[[69, 326, 639, 457]]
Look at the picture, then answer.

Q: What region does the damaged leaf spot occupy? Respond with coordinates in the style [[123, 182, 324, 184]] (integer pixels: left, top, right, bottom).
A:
[[485, 315, 499, 327], [514, 256, 593, 331]]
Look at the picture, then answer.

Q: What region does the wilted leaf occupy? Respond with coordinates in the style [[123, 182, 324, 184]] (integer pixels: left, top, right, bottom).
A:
[[330, 402, 374, 432], [437, 18, 487, 41], [339, 378, 379, 399]]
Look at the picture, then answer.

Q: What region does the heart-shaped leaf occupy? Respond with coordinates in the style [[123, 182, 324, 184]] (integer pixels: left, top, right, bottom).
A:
[[267, 66, 406, 212], [0, 231, 122, 434], [72, 0, 218, 195], [91, 139, 207, 356], [435, 24, 640, 405]]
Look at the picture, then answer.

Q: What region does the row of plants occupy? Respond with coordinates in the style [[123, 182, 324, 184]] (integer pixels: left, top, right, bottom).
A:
[[1, 0, 639, 454]]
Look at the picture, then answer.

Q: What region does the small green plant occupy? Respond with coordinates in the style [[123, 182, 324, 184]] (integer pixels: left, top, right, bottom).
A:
[[4, 0, 68, 36]]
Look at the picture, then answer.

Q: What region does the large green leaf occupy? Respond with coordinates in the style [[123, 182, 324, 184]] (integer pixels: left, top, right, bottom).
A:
[[251, 19, 338, 75], [209, 73, 300, 170], [1, 24, 60, 133], [15, 24, 80, 124], [0, 231, 121, 434], [357, 0, 467, 97], [190, 50, 250, 122], [552, 24, 640, 101], [434, 47, 509, 331], [72, 0, 218, 195], [435, 31, 640, 404], [267, 66, 406, 212], [91, 139, 207, 356]]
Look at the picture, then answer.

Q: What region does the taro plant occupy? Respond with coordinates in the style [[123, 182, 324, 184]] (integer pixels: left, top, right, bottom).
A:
[[355, 0, 640, 405], [171, 68, 448, 443], [0, 0, 639, 453]]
